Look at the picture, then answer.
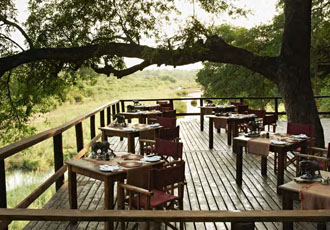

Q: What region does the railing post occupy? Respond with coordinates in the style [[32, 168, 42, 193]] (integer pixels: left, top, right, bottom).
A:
[[240, 98, 244, 103], [200, 98, 203, 107], [75, 122, 84, 152], [0, 159, 7, 209], [90, 115, 95, 139], [53, 133, 64, 190], [100, 110, 105, 127], [275, 98, 279, 118], [107, 107, 111, 125], [112, 104, 116, 117], [169, 99, 174, 109], [121, 101, 125, 112], [116, 102, 120, 113]]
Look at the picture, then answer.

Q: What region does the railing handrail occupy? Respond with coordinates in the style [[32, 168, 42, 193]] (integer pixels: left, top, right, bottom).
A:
[[120, 95, 330, 102], [0, 100, 119, 160], [0, 208, 330, 223]]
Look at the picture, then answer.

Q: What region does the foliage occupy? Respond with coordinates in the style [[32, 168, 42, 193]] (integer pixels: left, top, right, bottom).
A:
[[196, 22, 282, 109]]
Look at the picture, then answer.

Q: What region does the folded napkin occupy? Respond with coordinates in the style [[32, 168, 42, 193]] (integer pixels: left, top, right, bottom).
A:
[[147, 123, 160, 128], [292, 134, 309, 139], [271, 140, 288, 145], [140, 155, 161, 162], [247, 137, 270, 157], [123, 128, 136, 131], [99, 165, 119, 172], [300, 183, 330, 210]]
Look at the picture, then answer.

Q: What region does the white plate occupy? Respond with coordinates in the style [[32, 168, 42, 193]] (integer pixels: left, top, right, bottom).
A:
[[141, 156, 161, 162]]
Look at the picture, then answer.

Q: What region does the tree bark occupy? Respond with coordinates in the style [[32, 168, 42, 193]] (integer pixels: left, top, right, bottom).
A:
[[277, 0, 324, 146]]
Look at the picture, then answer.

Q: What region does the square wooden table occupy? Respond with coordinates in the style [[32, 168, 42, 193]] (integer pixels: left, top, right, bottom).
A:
[[208, 114, 256, 148], [120, 110, 162, 124], [278, 170, 330, 230], [199, 105, 236, 131], [66, 156, 164, 230], [100, 123, 161, 153], [233, 135, 309, 194]]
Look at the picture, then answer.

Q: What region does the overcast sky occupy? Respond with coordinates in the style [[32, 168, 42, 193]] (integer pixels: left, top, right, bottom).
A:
[[13, 0, 279, 70]]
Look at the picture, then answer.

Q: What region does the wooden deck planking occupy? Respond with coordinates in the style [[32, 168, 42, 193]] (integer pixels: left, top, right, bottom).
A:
[[23, 118, 319, 230]]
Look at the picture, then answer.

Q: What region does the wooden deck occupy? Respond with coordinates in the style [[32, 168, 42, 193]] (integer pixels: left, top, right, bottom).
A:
[[24, 118, 320, 230]]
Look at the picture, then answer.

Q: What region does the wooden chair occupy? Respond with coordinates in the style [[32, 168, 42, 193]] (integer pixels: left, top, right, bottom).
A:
[[117, 161, 186, 230], [247, 109, 266, 118], [262, 114, 277, 132], [155, 138, 183, 162], [139, 126, 180, 155], [157, 101, 173, 111], [159, 126, 180, 142], [295, 142, 330, 175], [162, 110, 176, 118], [237, 104, 249, 114], [274, 123, 315, 173], [157, 117, 177, 129]]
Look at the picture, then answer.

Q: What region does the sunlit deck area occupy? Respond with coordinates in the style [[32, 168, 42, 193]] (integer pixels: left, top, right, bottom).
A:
[[22, 117, 330, 230]]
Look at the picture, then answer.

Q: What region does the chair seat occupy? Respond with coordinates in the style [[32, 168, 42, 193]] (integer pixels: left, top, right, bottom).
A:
[[134, 189, 178, 209]]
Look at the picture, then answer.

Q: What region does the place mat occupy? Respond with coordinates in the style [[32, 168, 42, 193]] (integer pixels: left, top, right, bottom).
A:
[[118, 161, 143, 168], [300, 183, 330, 210], [247, 137, 271, 157], [271, 133, 306, 143]]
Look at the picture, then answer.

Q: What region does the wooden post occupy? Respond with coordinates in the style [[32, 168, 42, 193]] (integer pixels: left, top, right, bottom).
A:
[[169, 99, 174, 110], [0, 159, 7, 209], [240, 98, 244, 104], [53, 134, 64, 191], [107, 107, 111, 125], [90, 115, 95, 139], [112, 104, 116, 117], [116, 102, 120, 114], [275, 98, 279, 118], [75, 122, 84, 152], [121, 101, 125, 112], [100, 110, 105, 127]]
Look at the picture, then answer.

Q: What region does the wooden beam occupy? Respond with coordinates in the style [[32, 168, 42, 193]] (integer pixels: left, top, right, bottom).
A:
[[0, 209, 329, 222], [75, 122, 84, 152], [53, 133, 64, 191], [0, 160, 6, 209], [90, 115, 96, 139]]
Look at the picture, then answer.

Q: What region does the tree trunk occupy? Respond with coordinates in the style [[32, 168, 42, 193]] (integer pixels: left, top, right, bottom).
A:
[[277, 0, 324, 147]]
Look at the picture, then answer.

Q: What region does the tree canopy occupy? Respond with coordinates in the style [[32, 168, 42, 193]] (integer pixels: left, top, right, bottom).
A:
[[1, 0, 329, 146]]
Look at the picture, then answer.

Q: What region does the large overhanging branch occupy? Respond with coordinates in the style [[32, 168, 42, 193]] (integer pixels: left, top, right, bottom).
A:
[[1, 18, 34, 49], [0, 36, 279, 80]]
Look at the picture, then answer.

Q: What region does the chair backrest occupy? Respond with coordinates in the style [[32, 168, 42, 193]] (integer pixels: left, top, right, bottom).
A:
[[287, 123, 315, 137], [159, 126, 180, 141], [237, 105, 249, 114], [151, 161, 185, 190], [248, 109, 266, 118], [155, 138, 183, 160], [127, 165, 153, 190], [263, 114, 277, 125], [231, 102, 244, 106], [156, 117, 176, 129], [157, 101, 173, 110], [162, 110, 176, 118]]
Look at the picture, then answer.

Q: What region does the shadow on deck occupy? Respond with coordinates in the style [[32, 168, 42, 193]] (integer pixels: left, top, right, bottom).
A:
[[24, 118, 318, 230]]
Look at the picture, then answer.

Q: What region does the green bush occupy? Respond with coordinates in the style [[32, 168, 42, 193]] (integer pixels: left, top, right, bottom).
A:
[[191, 100, 197, 107]]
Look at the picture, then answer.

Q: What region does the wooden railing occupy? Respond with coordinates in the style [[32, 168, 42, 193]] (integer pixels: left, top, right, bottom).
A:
[[121, 95, 330, 116], [1, 209, 330, 230], [0, 100, 122, 230], [1, 96, 330, 229]]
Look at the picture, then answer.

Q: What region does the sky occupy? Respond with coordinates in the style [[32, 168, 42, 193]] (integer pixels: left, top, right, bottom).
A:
[[13, 0, 279, 70]]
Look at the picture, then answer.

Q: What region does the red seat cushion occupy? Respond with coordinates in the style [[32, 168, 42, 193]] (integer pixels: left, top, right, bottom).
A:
[[133, 189, 178, 209]]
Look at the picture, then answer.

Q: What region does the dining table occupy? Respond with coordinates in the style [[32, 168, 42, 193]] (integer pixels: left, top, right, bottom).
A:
[[199, 105, 236, 131], [119, 110, 162, 124], [233, 134, 309, 194], [100, 123, 162, 154], [279, 170, 330, 230], [66, 153, 164, 230], [208, 113, 256, 147], [133, 104, 161, 111]]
